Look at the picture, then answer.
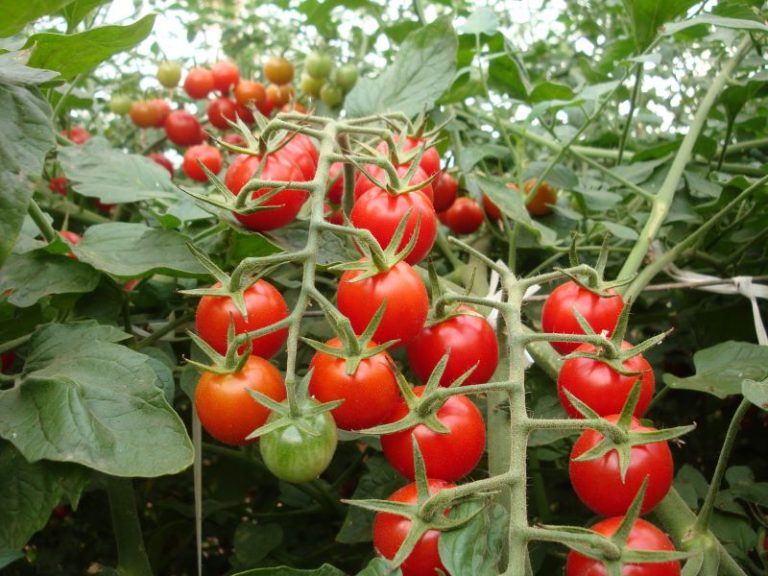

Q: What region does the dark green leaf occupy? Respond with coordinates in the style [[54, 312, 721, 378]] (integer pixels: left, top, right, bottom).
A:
[[233, 522, 284, 566], [0, 549, 24, 570], [0, 84, 54, 267], [267, 226, 352, 266], [663, 341, 768, 398], [529, 81, 576, 103], [621, 0, 699, 48], [70, 223, 206, 278], [0, 0, 75, 38], [458, 144, 510, 174], [345, 17, 457, 118], [0, 323, 193, 477], [232, 564, 347, 576], [25, 15, 155, 80], [0, 251, 101, 307], [440, 501, 506, 575], [355, 557, 401, 575], [674, 464, 709, 510]]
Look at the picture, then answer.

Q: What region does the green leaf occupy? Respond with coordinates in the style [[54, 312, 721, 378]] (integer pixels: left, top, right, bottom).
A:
[[356, 557, 401, 576], [439, 501, 506, 575], [529, 81, 576, 103], [0, 323, 193, 477], [621, 0, 699, 49], [0, 84, 55, 268], [0, 442, 90, 555], [742, 377, 768, 412], [57, 139, 177, 203], [0, 251, 101, 307], [663, 341, 768, 398], [487, 45, 529, 100], [70, 223, 206, 278], [59, 0, 110, 30], [24, 14, 156, 81], [232, 564, 347, 576], [0, 52, 60, 85], [337, 456, 405, 544], [458, 144, 510, 174], [233, 522, 284, 566], [345, 17, 457, 118], [459, 7, 499, 36], [0, 0, 76, 38], [0, 549, 24, 571], [267, 225, 353, 266]]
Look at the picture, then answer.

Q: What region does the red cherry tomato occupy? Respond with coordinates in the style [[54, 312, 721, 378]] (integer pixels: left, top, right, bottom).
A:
[[195, 279, 289, 358], [432, 171, 458, 212], [48, 176, 68, 196], [182, 145, 222, 182], [61, 127, 91, 144], [407, 306, 499, 387], [59, 230, 81, 258], [381, 386, 486, 481], [354, 164, 433, 203], [210, 61, 240, 94], [308, 337, 400, 430], [274, 133, 317, 181], [149, 99, 171, 128], [373, 480, 454, 576], [541, 280, 625, 355], [207, 97, 238, 130], [324, 204, 344, 225], [440, 196, 484, 235], [221, 133, 246, 151], [129, 100, 164, 129], [558, 341, 655, 419], [519, 179, 558, 217], [327, 162, 345, 204], [570, 414, 673, 517], [195, 355, 286, 445], [351, 188, 437, 265], [234, 80, 266, 109], [337, 260, 428, 347], [148, 153, 174, 177], [184, 67, 215, 99], [377, 136, 441, 177], [224, 154, 308, 231], [164, 110, 204, 147], [235, 103, 255, 125], [482, 191, 502, 220], [566, 517, 680, 576]]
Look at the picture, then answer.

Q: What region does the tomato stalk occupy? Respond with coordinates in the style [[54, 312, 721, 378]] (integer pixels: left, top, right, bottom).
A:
[[106, 476, 154, 576]]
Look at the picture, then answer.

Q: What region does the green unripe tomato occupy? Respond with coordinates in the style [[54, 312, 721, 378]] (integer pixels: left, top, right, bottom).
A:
[[335, 64, 358, 92], [260, 406, 338, 483], [300, 73, 325, 98], [157, 61, 182, 88], [320, 83, 344, 107], [109, 94, 132, 115], [304, 51, 333, 79]]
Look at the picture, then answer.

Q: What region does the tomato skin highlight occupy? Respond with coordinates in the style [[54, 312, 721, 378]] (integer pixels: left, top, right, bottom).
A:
[[541, 280, 625, 355], [373, 479, 454, 576], [407, 306, 499, 387], [381, 386, 486, 481], [195, 355, 286, 445], [566, 517, 680, 576], [308, 338, 400, 430], [182, 145, 222, 182], [570, 415, 673, 517], [558, 341, 655, 419], [164, 110, 203, 147], [260, 406, 337, 483], [224, 154, 308, 231], [337, 261, 429, 348], [195, 279, 289, 358]]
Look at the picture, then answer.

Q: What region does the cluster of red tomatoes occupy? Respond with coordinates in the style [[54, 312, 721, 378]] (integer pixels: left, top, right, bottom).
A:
[[541, 281, 681, 575]]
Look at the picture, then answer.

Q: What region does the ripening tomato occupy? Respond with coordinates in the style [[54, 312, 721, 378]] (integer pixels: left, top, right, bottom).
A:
[[377, 136, 441, 177], [327, 162, 345, 204], [224, 154, 308, 231], [184, 67, 215, 99], [381, 387, 485, 481], [305, 51, 333, 79], [164, 110, 204, 146], [308, 338, 400, 430], [195, 279, 289, 358], [432, 171, 458, 213], [148, 153, 174, 177], [407, 306, 499, 387], [351, 187, 437, 264], [156, 61, 182, 88], [320, 83, 343, 107], [129, 100, 164, 128], [558, 341, 655, 418], [61, 126, 91, 144], [59, 230, 81, 258], [149, 99, 171, 127], [183, 145, 222, 182], [195, 355, 286, 445], [48, 176, 68, 196], [221, 133, 246, 150], [266, 83, 293, 107], [570, 415, 673, 517], [373, 480, 454, 576], [207, 97, 238, 130], [482, 190, 502, 220], [264, 56, 294, 85], [541, 280, 625, 355], [440, 197, 484, 235], [518, 179, 558, 217], [211, 61, 240, 94], [281, 102, 308, 114], [337, 260, 429, 347], [234, 80, 267, 109], [354, 164, 433, 203], [565, 517, 680, 576]]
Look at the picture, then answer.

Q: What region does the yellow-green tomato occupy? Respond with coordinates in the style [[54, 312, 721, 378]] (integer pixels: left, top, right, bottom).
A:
[[320, 83, 344, 107], [157, 61, 182, 88], [260, 406, 338, 483], [335, 64, 358, 92], [305, 51, 333, 79], [300, 73, 325, 98], [109, 94, 132, 115]]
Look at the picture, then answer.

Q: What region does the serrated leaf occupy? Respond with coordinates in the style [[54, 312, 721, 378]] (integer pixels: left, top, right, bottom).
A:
[[439, 501, 506, 575], [25, 15, 156, 80], [663, 341, 768, 398], [0, 84, 55, 268], [70, 223, 206, 278], [345, 17, 457, 118], [0, 323, 193, 477]]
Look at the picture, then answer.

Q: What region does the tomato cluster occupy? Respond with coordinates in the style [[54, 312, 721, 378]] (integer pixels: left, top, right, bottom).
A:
[[300, 50, 358, 108]]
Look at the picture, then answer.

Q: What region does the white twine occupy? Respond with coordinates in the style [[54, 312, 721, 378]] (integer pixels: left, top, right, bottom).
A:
[[487, 261, 538, 367]]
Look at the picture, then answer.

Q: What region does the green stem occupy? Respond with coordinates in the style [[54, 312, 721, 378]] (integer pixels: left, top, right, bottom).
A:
[[106, 476, 153, 576], [619, 37, 752, 285], [617, 64, 643, 165], [716, 118, 735, 172], [693, 398, 751, 534], [718, 136, 768, 157], [28, 199, 57, 242], [134, 312, 193, 350]]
